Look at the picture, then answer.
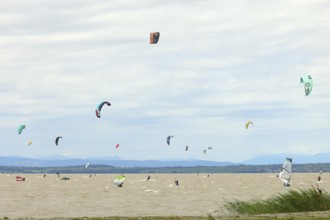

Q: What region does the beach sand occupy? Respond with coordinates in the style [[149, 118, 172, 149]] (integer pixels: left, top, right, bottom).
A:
[[0, 173, 328, 218]]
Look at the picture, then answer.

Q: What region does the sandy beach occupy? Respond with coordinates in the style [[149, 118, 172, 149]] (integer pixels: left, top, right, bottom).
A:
[[0, 173, 328, 219]]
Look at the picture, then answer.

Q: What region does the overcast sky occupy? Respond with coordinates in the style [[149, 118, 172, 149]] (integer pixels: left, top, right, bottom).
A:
[[0, 0, 329, 162]]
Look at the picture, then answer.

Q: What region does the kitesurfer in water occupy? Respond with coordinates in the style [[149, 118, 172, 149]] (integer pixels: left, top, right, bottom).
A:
[[312, 184, 322, 194], [119, 174, 125, 187]]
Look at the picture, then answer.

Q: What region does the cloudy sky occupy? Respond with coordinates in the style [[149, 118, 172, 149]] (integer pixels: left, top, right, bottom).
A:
[[0, 0, 329, 162]]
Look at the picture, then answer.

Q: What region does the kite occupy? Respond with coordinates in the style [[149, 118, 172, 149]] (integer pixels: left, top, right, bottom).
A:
[[150, 32, 160, 44], [96, 101, 111, 118], [166, 136, 174, 145], [55, 136, 63, 146], [18, 124, 26, 134], [245, 121, 253, 130], [300, 75, 313, 96]]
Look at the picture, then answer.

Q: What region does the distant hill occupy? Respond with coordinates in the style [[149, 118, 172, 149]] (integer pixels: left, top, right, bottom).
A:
[[0, 156, 237, 168], [242, 153, 330, 165], [1, 152, 329, 169]]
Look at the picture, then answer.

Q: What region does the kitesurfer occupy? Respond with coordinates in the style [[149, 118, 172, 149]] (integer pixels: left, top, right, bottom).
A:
[[284, 182, 290, 187], [312, 184, 322, 194], [16, 176, 25, 182]]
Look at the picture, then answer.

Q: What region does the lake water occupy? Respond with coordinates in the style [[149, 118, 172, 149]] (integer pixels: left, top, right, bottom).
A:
[[0, 173, 327, 218]]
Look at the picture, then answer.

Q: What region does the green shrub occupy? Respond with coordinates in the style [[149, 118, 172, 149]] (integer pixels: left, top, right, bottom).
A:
[[224, 189, 330, 215]]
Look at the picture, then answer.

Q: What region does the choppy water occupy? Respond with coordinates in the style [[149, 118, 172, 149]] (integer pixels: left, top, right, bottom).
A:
[[0, 173, 327, 218]]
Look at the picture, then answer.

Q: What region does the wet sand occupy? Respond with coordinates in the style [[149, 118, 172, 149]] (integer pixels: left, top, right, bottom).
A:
[[0, 173, 328, 218]]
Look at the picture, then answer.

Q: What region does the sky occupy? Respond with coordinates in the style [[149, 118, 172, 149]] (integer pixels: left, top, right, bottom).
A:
[[0, 0, 330, 162]]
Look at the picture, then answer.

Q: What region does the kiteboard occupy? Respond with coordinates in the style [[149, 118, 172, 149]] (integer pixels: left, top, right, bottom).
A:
[[16, 176, 25, 182]]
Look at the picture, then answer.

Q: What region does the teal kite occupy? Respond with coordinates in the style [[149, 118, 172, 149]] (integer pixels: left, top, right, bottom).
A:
[[18, 124, 25, 134], [300, 75, 313, 96]]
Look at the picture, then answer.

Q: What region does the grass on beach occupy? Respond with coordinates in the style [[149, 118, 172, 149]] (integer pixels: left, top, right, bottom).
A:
[[224, 188, 330, 215]]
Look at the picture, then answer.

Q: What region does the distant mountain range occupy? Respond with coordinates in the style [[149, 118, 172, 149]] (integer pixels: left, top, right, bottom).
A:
[[0, 153, 329, 168], [242, 153, 330, 165], [0, 156, 236, 167]]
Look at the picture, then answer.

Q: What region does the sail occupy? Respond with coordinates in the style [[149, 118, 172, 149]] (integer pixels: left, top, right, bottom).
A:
[[279, 158, 292, 186], [113, 175, 126, 187]]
